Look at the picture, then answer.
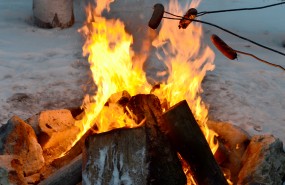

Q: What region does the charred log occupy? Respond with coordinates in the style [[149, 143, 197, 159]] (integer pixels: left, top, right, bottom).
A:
[[161, 100, 228, 185], [38, 154, 82, 185]]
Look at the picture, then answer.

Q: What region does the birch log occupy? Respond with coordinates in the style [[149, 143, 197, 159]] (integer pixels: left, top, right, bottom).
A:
[[33, 0, 74, 28], [82, 94, 186, 185]]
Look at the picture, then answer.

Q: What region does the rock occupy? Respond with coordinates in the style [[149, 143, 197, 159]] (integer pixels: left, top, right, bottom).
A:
[[0, 116, 45, 176], [0, 155, 27, 185], [26, 113, 41, 136], [238, 135, 285, 185], [38, 109, 80, 163], [25, 173, 41, 184], [207, 120, 251, 183]]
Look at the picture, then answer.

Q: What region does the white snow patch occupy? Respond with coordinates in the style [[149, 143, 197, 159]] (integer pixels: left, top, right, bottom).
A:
[[83, 146, 109, 185]]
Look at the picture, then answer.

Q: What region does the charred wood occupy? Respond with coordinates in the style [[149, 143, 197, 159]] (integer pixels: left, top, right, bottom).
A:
[[38, 154, 82, 185], [161, 100, 228, 185]]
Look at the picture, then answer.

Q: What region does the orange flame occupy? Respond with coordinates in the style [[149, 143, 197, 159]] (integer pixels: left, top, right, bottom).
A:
[[73, 0, 224, 183], [75, 4, 151, 144], [76, 0, 218, 156], [151, 0, 217, 154]]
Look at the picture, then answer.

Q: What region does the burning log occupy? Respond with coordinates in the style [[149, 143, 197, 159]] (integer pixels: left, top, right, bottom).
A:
[[106, 90, 131, 107], [33, 0, 74, 28], [161, 100, 228, 185], [82, 94, 186, 185]]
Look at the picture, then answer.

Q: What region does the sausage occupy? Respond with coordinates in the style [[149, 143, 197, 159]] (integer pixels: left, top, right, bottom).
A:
[[148, 4, 164, 30], [211, 34, 237, 60], [179, 8, 197, 29]]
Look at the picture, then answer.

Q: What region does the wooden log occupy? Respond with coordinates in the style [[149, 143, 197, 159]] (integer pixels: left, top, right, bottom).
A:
[[161, 100, 228, 185], [126, 94, 186, 184], [33, 0, 74, 28], [82, 94, 186, 185], [38, 154, 82, 185], [83, 127, 148, 185]]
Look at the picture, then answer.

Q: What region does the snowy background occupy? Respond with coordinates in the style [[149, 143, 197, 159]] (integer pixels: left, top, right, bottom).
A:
[[0, 0, 284, 150]]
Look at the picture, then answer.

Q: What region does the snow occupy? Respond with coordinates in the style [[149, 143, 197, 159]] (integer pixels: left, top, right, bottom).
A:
[[0, 0, 284, 155], [82, 146, 109, 185]]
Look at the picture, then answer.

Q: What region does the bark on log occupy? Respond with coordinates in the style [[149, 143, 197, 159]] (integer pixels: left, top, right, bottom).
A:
[[161, 100, 228, 185], [82, 94, 186, 185], [39, 154, 82, 185], [33, 0, 74, 28], [83, 127, 149, 185]]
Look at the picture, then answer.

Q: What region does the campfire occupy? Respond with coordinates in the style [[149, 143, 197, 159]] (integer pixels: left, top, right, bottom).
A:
[[1, 0, 285, 185]]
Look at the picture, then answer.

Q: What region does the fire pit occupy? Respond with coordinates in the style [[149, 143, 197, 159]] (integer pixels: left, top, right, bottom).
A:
[[0, 0, 284, 185]]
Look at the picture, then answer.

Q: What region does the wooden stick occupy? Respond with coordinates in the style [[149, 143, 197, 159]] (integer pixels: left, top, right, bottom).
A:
[[161, 100, 228, 185]]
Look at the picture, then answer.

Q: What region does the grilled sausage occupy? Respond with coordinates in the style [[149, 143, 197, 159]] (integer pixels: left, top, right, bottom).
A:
[[179, 8, 197, 29], [148, 4, 164, 29], [211, 34, 237, 60]]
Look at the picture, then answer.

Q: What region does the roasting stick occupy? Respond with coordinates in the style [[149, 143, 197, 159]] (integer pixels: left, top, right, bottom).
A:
[[163, 16, 285, 57], [211, 34, 285, 71], [196, 2, 285, 17], [234, 51, 285, 71], [148, 3, 285, 57]]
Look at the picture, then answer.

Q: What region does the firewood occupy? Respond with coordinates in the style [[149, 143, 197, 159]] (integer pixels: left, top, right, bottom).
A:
[[82, 94, 186, 185], [38, 154, 82, 185], [161, 100, 228, 185], [106, 90, 131, 106], [127, 94, 186, 184]]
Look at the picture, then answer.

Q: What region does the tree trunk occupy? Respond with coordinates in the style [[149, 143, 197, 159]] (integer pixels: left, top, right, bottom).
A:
[[33, 0, 74, 28]]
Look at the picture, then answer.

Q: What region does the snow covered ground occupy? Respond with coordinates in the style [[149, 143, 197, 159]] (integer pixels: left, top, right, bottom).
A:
[[0, 0, 284, 152]]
